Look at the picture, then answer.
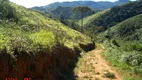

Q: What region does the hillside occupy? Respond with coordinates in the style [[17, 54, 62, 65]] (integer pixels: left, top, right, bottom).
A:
[[1, 0, 142, 80], [32, 0, 130, 11], [82, 1, 142, 33], [0, 1, 93, 50], [49, 6, 95, 20], [103, 14, 142, 41], [0, 1, 94, 79], [94, 2, 142, 79], [32, 0, 130, 21], [99, 14, 142, 79], [76, 1, 142, 79], [77, 9, 110, 26]]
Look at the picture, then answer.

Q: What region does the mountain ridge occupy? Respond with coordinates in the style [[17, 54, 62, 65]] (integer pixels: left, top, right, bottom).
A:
[[32, 0, 131, 12], [79, 1, 142, 34]]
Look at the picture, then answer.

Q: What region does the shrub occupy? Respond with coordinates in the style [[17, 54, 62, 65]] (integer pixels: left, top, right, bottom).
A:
[[112, 39, 120, 47], [104, 72, 115, 79], [121, 53, 142, 66]]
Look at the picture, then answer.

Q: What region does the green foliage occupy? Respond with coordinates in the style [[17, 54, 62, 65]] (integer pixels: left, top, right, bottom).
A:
[[0, 0, 9, 2], [112, 39, 120, 47], [121, 52, 142, 75], [0, 1, 92, 53], [81, 1, 142, 35], [103, 14, 142, 42], [89, 1, 142, 79], [102, 40, 142, 79], [122, 53, 142, 66], [72, 6, 93, 27], [32, 0, 130, 13], [77, 9, 109, 26], [91, 1, 142, 29], [29, 30, 55, 48], [48, 6, 95, 20], [121, 42, 142, 52], [0, 2, 16, 20], [0, 34, 9, 49]]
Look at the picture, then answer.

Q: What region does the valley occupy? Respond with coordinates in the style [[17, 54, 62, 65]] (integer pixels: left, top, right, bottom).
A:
[[0, 0, 142, 80]]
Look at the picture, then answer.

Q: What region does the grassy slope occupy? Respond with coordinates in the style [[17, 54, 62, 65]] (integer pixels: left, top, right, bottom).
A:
[[99, 14, 142, 80], [81, 2, 142, 80], [103, 14, 142, 41], [78, 1, 142, 33], [74, 1, 142, 80], [0, 2, 92, 53], [77, 9, 110, 26]]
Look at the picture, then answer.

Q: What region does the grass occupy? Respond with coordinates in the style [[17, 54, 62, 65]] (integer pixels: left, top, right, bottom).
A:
[[103, 14, 142, 42], [0, 2, 93, 53], [98, 14, 142, 80], [77, 9, 110, 26], [101, 41, 142, 80], [29, 30, 55, 48]]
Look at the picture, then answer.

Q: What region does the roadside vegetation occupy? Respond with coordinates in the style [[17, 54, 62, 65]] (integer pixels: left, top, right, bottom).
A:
[[0, 0, 93, 54], [72, 1, 142, 80]]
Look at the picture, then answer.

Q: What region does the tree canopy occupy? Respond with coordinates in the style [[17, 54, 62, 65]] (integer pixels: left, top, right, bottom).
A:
[[72, 6, 93, 28]]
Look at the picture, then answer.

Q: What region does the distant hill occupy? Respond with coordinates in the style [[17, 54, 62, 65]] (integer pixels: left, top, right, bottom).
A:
[[81, 1, 142, 33], [103, 14, 142, 41], [77, 9, 110, 26], [32, 0, 130, 20], [49, 6, 95, 19], [32, 0, 131, 11]]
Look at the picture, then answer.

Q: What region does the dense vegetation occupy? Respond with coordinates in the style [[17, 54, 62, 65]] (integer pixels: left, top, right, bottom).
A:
[[32, 0, 130, 27], [82, 1, 142, 34], [49, 6, 95, 20], [77, 9, 110, 26], [95, 2, 142, 79], [67, 1, 142, 79], [1, 0, 142, 79], [32, 0, 130, 12], [0, 1, 92, 53], [103, 14, 142, 41]]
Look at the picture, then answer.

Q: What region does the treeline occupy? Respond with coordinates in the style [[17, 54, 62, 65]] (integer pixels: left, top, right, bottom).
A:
[[50, 6, 95, 20], [87, 1, 142, 31]]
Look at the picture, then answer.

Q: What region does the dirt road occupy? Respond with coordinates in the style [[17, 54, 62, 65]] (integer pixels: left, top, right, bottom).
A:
[[74, 49, 123, 80]]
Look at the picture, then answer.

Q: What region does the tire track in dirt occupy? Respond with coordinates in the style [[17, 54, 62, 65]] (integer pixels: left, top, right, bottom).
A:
[[74, 49, 123, 80]]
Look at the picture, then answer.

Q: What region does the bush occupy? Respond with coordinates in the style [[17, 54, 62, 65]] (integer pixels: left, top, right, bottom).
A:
[[132, 66, 142, 75], [121, 53, 142, 66], [0, 2, 16, 20], [104, 72, 115, 78], [112, 39, 120, 47], [122, 42, 142, 51]]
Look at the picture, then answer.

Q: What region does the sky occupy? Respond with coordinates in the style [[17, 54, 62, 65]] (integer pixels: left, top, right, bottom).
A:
[[9, 0, 136, 8]]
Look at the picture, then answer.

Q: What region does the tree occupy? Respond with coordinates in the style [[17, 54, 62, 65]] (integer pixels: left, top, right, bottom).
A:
[[72, 6, 92, 28], [59, 13, 64, 23], [0, 2, 16, 20]]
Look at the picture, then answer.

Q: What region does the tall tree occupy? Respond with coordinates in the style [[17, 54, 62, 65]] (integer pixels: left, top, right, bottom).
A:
[[59, 13, 64, 23], [72, 6, 93, 28]]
